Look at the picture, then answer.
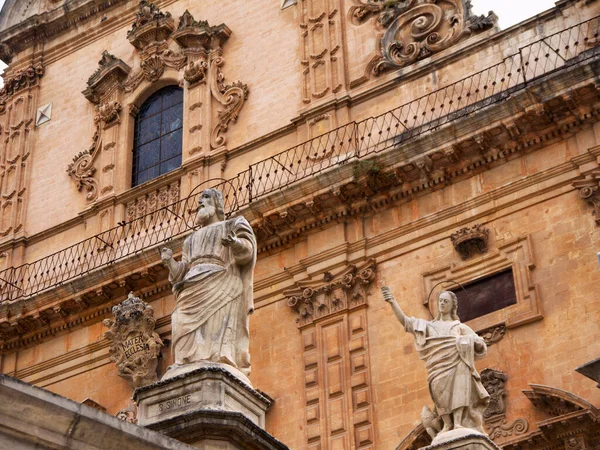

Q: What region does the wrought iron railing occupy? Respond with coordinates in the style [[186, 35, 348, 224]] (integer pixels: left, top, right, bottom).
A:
[[0, 15, 598, 303]]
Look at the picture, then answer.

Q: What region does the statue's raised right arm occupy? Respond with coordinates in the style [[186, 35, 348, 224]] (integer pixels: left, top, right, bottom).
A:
[[381, 286, 408, 328]]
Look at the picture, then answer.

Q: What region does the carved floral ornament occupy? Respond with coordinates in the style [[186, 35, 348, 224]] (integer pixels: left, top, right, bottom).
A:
[[349, 0, 497, 75], [285, 259, 376, 327], [68, 1, 248, 202]]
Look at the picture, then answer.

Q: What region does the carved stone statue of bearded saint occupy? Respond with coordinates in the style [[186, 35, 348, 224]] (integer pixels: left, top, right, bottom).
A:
[[161, 189, 256, 383], [381, 287, 490, 443]]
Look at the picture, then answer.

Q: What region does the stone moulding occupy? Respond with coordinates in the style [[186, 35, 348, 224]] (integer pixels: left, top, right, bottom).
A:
[[501, 385, 599, 450], [423, 234, 542, 331], [173, 10, 231, 52], [82, 51, 131, 104], [284, 259, 376, 327], [126, 0, 175, 50], [450, 223, 490, 260], [349, 0, 497, 77]]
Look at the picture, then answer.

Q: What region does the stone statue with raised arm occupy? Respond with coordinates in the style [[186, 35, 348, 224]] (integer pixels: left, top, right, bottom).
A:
[[381, 286, 490, 443], [161, 188, 256, 383]]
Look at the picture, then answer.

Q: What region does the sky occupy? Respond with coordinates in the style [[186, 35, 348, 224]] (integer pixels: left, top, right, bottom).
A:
[[0, 0, 558, 82]]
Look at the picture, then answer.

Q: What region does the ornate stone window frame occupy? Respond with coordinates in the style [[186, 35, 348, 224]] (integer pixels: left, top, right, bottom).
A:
[[66, 3, 249, 229], [422, 234, 542, 338]]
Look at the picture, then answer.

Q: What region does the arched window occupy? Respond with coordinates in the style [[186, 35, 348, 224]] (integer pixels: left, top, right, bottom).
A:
[[132, 86, 183, 187]]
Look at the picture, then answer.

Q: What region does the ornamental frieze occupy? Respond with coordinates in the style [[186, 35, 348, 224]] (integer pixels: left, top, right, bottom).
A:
[[284, 259, 376, 327], [349, 0, 497, 76]]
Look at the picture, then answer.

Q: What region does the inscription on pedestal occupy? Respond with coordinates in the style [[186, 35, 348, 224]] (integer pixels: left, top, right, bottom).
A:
[[148, 390, 201, 419], [158, 394, 192, 413]]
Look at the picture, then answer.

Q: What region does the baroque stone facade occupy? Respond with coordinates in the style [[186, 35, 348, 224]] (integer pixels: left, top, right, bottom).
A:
[[0, 0, 599, 449]]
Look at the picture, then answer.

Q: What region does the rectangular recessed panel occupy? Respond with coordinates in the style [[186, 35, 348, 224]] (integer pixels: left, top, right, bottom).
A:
[[323, 323, 343, 361], [306, 404, 320, 424], [330, 435, 349, 450], [353, 388, 369, 409], [305, 350, 318, 369], [351, 371, 368, 389], [349, 336, 366, 353], [352, 408, 371, 426], [303, 329, 316, 350], [351, 353, 367, 373], [305, 368, 318, 387], [307, 422, 321, 442], [349, 313, 365, 334], [451, 268, 517, 322], [355, 425, 374, 447], [306, 386, 320, 404], [328, 397, 347, 434], [327, 361, 343, 396]]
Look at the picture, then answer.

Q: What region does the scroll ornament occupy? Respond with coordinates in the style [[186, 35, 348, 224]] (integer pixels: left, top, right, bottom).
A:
[[103, 292, 164, 388], [209, 55, 249, 149], [66, 129, 101, 201], [349, 0, 497, 75]]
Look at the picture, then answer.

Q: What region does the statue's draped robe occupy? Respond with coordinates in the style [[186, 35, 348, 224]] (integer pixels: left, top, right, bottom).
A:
[[169, 217, 256, 375], [405, 317, 489, 431]]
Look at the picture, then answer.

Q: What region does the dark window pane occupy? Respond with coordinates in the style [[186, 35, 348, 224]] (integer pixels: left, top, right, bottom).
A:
[[161, 104, 183, 135], [160, 155, 181, 175], [135, 140, 160, 171], [138, 94, 162, 117], [161, 129, 182, 161], [136, 114, 161, 145], [132, 86, 183, 187], [135, 166, 160, 186], [162, 86, 183, 109], [451, 269, 517, 322]]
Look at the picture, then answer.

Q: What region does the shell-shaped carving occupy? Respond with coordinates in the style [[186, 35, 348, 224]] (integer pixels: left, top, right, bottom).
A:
[[141, 55, 165, 82]]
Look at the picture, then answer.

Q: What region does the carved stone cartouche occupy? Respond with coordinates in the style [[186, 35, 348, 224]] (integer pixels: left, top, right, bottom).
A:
[[349, 0, 497, 75], [103, 292, 163, 388]]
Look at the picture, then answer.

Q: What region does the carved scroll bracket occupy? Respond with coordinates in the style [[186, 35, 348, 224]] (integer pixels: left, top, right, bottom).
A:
[[349, 0, 497, 77], [209, 53, 249, 150], [572, 169, 600, 224], [66, 127, 102, 202], [481, 368, 529, 442], [284, 259, 376, 327]]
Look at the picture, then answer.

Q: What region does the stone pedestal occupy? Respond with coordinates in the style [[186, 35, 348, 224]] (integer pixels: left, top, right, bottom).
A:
[[421, 432, 501, 450], [134, 364, 288, 450]]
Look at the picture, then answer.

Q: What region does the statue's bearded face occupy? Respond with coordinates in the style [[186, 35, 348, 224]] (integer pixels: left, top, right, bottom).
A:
[[196, 191, 217, 225]]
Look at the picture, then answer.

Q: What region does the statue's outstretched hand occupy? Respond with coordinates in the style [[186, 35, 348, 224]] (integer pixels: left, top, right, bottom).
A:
[[161, 247, 173, 262], [221, 230, 239, 248], [381, 286, 395, 303]]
